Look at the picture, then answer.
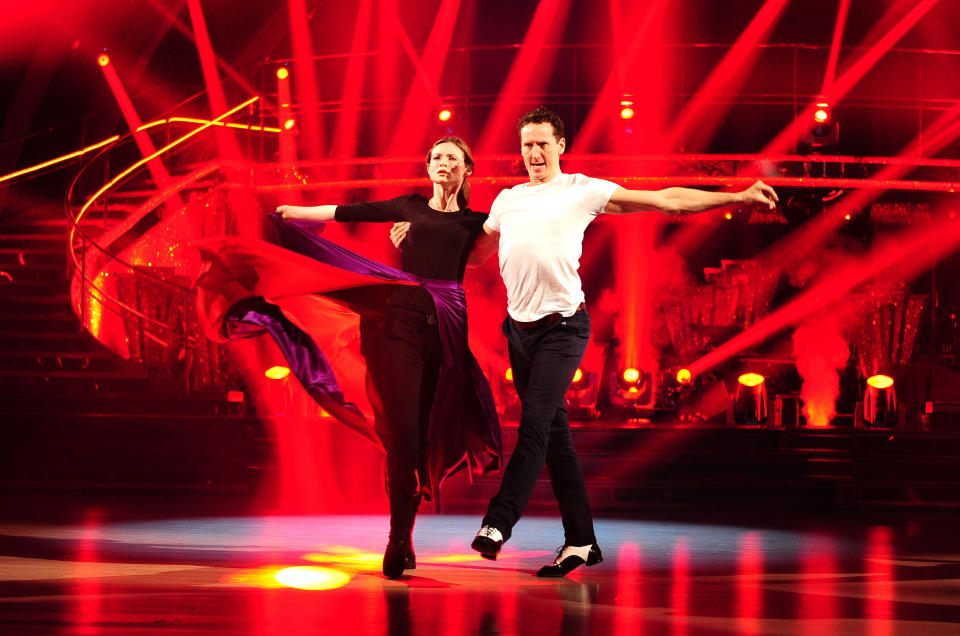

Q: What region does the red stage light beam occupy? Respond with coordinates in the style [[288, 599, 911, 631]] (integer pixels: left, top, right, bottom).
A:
[[185, 0, 242, 161], [570, 0, 668, 153], [761, 100, 960, 270], [476, 0, 574, 154], [686, 206, 960, 378], [287, 0, 325, 160], [331, 0, 373, 160], [658, 0, 790, 153], [276, 67, 298, 168], [820, 0, 851, 96], [385, 0, 461, 159], [97, 53, 182, 210], [760, 0, 938, 157], [146, 0, 258, 98]]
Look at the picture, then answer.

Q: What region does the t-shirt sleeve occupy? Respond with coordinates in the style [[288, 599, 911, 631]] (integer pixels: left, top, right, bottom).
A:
[[334, 196, 410, 223], [578, 174, 620, 215], [484, 190, 506, 232]]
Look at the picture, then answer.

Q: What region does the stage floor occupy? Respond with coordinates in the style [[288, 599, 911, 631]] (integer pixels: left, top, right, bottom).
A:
[[2, 507, 960, 635]]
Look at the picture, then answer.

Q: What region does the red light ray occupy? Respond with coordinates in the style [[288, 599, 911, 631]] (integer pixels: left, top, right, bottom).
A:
[[385, 0, 461, 159], [331, 0, 373, 160], [760, 0, 939, 157], [146, 0, 258, 98], [287, 0, 325, 160], [658, 0, 790, 153], [821, 0, 851, 96], [760, 101, 960, 271], [573, 0, 669, 153], [98, 54, 181, 209], [276, 70, 298, 168], [476, 0, 574, 154], [687, 205, 960, 378], [186, 0, 242, 161]]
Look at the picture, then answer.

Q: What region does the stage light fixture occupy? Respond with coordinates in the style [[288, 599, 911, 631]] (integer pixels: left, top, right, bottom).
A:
[[265, 365, 291, 380], [676, 368, 692, 385], [437, 108, 453, 123], [803, 101, 839, 149], [505, 367, 513, 382], [276, 66, 289, 80], [616, 367, 651, 402], [97, 53, 110, 67], [863, 374, 896, 427], [284, 118, 296, 131], [619, 98, 635, 120], [734, 372, 768, 425]]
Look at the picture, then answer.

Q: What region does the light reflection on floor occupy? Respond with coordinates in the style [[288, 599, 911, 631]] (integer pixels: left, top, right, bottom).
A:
[[1, 514, 960, 634]]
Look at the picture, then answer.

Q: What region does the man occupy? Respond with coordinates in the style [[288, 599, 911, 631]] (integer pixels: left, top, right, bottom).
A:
[[397, 107, 778, 576]]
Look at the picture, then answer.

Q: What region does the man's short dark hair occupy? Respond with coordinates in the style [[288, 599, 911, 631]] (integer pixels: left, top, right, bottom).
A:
[[517, 106, 564, 140]]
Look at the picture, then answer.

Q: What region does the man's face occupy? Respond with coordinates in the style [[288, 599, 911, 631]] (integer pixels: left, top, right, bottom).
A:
[[520, 122, 565, 184]]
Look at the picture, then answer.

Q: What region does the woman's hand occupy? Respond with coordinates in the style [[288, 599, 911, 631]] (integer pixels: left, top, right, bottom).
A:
[[390, 222, 410, 248]]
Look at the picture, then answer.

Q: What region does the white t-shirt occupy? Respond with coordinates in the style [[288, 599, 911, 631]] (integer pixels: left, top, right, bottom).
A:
[[484, 173, 619, 322]]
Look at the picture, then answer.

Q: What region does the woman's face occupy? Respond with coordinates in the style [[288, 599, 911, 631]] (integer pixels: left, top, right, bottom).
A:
[[426, 141, 471, 188]]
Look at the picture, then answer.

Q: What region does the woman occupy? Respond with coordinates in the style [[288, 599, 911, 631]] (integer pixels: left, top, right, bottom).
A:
[[256, 137, 500, 579]]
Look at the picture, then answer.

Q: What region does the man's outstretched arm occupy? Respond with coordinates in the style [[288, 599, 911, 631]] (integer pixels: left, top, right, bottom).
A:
[[604, 179, 778, 216]]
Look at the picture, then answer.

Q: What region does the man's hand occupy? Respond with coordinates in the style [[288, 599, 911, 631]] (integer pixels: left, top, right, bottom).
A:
[[390, 221, 410, 248], [276, 205, 296, 219], [741, 180, 779, 210]]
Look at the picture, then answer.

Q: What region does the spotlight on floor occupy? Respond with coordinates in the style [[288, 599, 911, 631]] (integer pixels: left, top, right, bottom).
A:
[[676, 368, 693, 385], [265, 365, 291, 380], [863, 374, 896, 428], [617, 367, 651, 403], [734, 372, 768, 425]]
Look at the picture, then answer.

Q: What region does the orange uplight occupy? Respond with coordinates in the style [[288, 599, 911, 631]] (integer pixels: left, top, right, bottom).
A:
[[276, 67, 289, 80], [622, 368, 641, 384], [867, 374, 894, 390], [572, 368, 583, 383], [273, 566, 351, 591], [97, 53, 110, 67], [283, 118, 296, 131], [265, 365, 291, 380], [505, 367, 513, 382], [676, 368, 692, 385], [437, 108, 453, 123], [738, 372, 765, 387]]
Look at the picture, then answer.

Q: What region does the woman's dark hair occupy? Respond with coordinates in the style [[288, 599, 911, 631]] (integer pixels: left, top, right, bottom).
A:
[[425, 136, 475, 208], [517, 106, 565, 140]]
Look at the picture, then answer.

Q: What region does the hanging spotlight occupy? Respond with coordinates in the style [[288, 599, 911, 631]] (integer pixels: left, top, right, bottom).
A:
[[276, 66, 289, 80], [620, 98, 635, 120], [283, 118, 297, 131], [863, 374, 896, 427], [437, 107, 454, 123], [802, 101, 839, 149], [734, 372, 768, 425], [97, 53, 111, 67]]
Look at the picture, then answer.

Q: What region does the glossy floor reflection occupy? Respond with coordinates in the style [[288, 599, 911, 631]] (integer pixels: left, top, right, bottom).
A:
[[2, 510, 960, 634]]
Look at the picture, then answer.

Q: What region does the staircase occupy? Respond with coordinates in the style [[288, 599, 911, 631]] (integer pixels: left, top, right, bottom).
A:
[[0, 214, 267, 494]]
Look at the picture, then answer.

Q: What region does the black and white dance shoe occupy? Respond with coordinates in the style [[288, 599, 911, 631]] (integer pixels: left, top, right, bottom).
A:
[[536, 543, 603, 577], [471, 525, 504, 560]]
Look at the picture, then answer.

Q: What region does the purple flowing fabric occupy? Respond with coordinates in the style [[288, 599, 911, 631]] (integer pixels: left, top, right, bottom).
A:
[[194, 214, 501, 510]]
